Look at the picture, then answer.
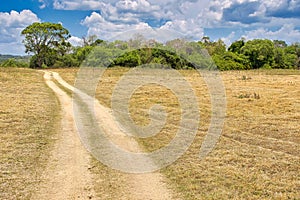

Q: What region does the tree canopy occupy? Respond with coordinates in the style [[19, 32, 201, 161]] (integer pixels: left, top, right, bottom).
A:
[[19, 22, 300, 70], [21, 22, 71, 68], [201, 37, 300, 70]]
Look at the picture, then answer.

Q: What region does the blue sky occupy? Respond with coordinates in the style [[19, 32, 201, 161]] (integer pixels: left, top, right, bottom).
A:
[[0, 0, 300, 55]]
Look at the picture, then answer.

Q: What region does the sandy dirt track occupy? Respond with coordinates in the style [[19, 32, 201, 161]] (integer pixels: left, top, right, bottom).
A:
[[33, 71, 179, 200], [33, 71, 95, 199]]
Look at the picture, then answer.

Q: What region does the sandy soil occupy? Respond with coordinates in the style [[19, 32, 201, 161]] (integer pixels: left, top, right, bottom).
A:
[[32, 71, 95, 199]]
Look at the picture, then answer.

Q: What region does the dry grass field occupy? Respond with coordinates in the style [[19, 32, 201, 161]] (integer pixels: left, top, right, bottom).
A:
[[1, 67, 299, 199], [0, 68, 60, 199], [53, 67, 300, 199]]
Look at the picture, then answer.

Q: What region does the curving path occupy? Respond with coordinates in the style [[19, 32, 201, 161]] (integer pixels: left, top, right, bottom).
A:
[[33, 70, 179, 200]]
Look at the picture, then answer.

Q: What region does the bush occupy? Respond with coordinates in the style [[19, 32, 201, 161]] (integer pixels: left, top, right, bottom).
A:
[[29, 55, 39, 68], [213, 52, 250, 70], [0, 59, 29, 68]]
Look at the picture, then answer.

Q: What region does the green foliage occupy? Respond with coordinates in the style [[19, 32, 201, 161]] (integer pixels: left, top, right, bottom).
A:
[[285, 43, 300, 69], [213, 52, 249, 70], [21, 22, 71, 68], [115, 51, 141, 67], [29, 55, 38, 68], [228, 39, 245, 53], [0, 55, 30, 63], [70, 38, 300, 70], [111, 47, 196, 69], [207, 38, 299, 70], [19, 22, 300, 70], [0, 58, 28, 68], [198, 39, 226, 56], [273, 47, 297, 69], [241, 39, 275, 69], [273, 40, 287, 48], [83, 35, 104, 47], [284, 53, 298, 69], [83, 46, 123, 67]]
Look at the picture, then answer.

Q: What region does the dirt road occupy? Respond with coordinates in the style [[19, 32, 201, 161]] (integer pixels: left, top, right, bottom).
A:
[[33, 71, 95, 199], [33, 71, 178, 199]]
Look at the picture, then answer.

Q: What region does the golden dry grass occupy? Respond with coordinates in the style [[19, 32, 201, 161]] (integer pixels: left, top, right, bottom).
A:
[[54, 68, 300, 199], [0, 68, 60, 199], [88, 158, 131, 200], [162, 70, 300, 199]]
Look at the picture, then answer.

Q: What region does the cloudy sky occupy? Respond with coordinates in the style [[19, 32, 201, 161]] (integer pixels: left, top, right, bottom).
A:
[[0, 0, 300, 55]]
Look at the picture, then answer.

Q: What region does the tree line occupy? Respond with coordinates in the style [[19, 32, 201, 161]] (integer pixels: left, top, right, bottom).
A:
[[2, 22, 299, 70]]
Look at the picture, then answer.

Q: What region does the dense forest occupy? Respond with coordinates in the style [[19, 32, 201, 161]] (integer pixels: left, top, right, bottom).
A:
[[1, 22, 299, 70]]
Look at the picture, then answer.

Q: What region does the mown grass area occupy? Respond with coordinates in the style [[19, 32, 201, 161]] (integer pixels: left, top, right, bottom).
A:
[[54, 68, 300, 199], [0, 68, 60, 199]]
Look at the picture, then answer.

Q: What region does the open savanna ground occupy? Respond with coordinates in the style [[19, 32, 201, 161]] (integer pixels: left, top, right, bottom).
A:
[[52, 67, 300, 200], [0, 68, 60, 199], [1, 67, 299, 199]]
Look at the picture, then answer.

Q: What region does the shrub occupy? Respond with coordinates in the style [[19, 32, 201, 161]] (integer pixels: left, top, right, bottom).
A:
[[0, 59, 29, 68]]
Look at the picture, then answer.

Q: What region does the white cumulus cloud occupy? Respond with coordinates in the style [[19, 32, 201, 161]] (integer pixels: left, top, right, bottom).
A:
[[2, 0, 300, 54], [243, 24, 300, 44], [76, 0, 209, 42], [116, 0, 160, 12], [53, 0, 104, 10], [221, 31, 236, 47], [68, 36, 83, 47], [0, 10, 40, 55], [160, 19, 204, 39], [81, 12, 152, 40]]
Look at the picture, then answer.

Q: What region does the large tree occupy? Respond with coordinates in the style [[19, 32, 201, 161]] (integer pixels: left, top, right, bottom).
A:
[[21, 22, 71, 68]]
